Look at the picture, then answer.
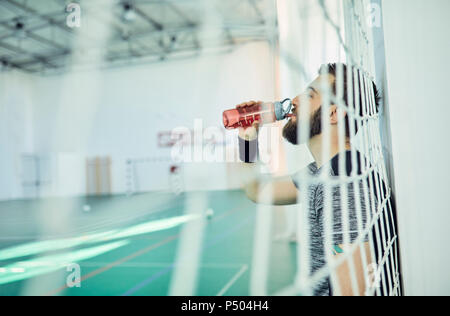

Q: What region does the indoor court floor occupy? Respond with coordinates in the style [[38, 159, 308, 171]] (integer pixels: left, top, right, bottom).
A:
[[0, 191, 297, 296]]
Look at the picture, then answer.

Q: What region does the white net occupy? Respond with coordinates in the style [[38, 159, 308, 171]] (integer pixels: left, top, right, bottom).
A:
[[0, 0, 401, 297], [270, 0, 400, 296], [165, 0, 401, 297]]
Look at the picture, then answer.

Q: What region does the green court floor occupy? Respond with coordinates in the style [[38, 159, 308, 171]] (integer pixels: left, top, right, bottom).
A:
[[0, 190, 297, 296]]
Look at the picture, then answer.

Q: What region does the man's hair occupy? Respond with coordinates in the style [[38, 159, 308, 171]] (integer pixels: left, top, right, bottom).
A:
[[319, 63, 381, 137]]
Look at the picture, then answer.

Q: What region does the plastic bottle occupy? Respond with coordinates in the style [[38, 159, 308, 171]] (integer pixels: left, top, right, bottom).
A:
[[222, 99, 293, 130]]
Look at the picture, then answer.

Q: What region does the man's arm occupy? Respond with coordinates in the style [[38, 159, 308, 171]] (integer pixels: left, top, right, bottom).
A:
[[333, 242, 373, 296], [242, 169, 299, 205], [236, 101, 299, 206]]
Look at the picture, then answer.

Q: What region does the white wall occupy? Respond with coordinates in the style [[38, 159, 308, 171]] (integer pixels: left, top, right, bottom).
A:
[[382, 0, 450, 296], [0, 42, 275, 199], [0, 70, 34, 200]]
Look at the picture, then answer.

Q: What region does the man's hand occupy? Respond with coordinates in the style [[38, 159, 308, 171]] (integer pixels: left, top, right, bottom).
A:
[[236, 101, 262, 140]]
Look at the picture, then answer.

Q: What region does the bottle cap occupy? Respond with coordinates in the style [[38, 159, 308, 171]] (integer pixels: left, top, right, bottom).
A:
[[274, 98, 293, 121]]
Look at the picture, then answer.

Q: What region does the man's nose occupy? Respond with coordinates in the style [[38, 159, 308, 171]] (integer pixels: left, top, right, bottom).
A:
[[292, 96, 300, 106]]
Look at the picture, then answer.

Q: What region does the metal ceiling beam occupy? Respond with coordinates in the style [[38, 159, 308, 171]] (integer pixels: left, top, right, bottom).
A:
[[0, 9, 67, 26], [0, 41, 59, 69], [0, 21, 66, 51], [0, 40, 33, 56], [127, 24, 202, 55], [0, 58, 22, 70], [164, 0, 196, 27], [106, 40, 246, 63], [3, 0, 76, 36], [0, 21, 55, 41], [133, 6, 164, 30], [107, 29, 266, 63], [127, 23, 199, 40], [17, 50, 70, 67]]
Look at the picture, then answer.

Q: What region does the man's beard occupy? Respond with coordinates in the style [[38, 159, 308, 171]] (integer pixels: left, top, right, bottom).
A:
[[282, 107, 322, 145]]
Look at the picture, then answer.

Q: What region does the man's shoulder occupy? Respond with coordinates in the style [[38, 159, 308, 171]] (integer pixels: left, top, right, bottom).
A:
[[330, 151, 363, 177]]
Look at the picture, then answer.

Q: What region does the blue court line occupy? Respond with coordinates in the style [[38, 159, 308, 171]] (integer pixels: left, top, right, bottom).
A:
[[120, 214, 254, 296]]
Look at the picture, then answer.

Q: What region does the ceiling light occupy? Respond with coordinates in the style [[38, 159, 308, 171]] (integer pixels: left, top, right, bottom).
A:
[[122, 3, 136, 23], [15, 21, 27, 39]]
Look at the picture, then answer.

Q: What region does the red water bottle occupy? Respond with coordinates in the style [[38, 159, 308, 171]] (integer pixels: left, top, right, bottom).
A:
[[222, 99, 293, 130]]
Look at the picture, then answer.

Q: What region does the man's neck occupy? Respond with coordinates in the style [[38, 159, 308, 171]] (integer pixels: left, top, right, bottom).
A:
[[308, 133, 351, 168]]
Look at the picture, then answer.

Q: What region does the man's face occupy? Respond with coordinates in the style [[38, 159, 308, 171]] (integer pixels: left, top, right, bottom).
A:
[[283, 74, 335, 145]]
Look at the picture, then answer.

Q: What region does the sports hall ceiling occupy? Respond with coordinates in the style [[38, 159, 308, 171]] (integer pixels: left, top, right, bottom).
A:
[[0, 0, 276, 74]]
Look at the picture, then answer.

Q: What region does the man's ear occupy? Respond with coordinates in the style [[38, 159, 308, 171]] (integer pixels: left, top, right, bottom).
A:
[[329, 105, 346, 125], [329, 105, 338, 124]]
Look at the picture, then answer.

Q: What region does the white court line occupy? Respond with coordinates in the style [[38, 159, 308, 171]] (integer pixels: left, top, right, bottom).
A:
[[0, 261, 249, 270], [53, 262, 247, 269], [216, 264, 249, 297]]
